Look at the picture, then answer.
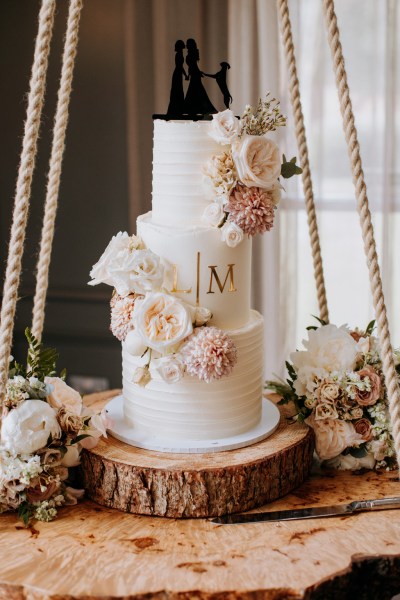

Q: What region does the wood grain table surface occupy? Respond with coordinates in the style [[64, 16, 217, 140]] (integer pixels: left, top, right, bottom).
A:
[[0, 390, 399, 600]]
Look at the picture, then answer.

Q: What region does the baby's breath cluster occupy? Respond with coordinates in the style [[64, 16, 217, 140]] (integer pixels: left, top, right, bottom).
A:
[[240, 94, 287, 137]]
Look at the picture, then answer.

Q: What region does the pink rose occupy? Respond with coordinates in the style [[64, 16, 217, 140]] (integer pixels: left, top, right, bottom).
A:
[[305, 414, 364, 460], [355, 367, 381, 406], [354, 418, 373, 441]]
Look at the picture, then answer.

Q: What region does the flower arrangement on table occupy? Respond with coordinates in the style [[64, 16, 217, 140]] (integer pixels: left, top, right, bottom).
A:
[[202, 94, 302, 247], [267, 319, 400, 471], [0, 330, 108, 524], [89, 233, 237, 386]]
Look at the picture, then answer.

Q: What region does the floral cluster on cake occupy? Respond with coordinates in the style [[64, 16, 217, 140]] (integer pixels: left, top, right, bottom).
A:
[[89, 232, 237, 385], [202, 94, 302, 247], [267, 320, 399, 470], [0, 330, 108, 524]]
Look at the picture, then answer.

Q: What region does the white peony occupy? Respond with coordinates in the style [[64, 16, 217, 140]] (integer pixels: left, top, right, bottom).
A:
[[1, 400, 61, 455], [232, 134, 280, 189], [88, 232, 142, 295], [209, 109, 240, 145], [221, 221, 244, 247], [124, 330, 147, 356], [45, 377, 82, 416], [325, 452, 376, 471], [202, 202, 225, 227], [152, 355, 185, 383], [133, 292, 193, 352], [291, 324, 359, 396]]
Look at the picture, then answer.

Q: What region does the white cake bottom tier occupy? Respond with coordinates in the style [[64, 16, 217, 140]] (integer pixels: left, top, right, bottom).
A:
[[122, 310, 264, 441]]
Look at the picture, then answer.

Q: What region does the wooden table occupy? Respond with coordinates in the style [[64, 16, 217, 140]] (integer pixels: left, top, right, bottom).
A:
[[0, 392, 399, 600]]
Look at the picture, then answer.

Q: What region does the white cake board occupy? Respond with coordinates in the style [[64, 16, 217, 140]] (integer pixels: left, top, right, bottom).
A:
[[105, 395, 280, 454]]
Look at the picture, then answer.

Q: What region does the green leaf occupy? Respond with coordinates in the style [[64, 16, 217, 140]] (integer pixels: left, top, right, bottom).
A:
[[311, 315, 328, 327], [349, 444, 368, 458], [25, 328, 59, 379], [281, 155, 303, 179], [17, 501, 34, 526], [365, 320, 376, 336], [71, 434, 91, 444]]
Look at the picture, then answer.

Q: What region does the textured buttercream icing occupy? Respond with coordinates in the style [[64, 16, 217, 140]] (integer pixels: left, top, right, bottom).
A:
[[152, 120, 221, 226], [137, 212, 251, 330], [123, 310, 264, 440]]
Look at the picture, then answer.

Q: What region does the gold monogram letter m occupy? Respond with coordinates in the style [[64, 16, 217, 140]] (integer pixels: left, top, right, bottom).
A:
[[207, 264, 237, 294]]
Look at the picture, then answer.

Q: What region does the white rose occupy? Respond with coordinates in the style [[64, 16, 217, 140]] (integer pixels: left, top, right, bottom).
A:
[[232, 134, 280, 189], [209, 109, 240, 145], [119, 249, 164, 295], [305, 414, 364, 461], [325, 452, 376, 471], [1, 400, 61, 455], [78, 410, 109, 450], [152, 355, 185, 384], [61, 444, 81, 467], [290, 325, 359, 396], [45, 377, 82, 416], [202, 202, 225, 227], [221, 221, 244, 247], [133, 292, 193, 351], [194, 306, 212, 326], [124, 330, 147, 356], [88, 232, 142, 294]]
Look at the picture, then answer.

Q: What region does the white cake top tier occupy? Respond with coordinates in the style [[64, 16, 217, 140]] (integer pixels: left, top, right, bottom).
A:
[[152, 119, 221, 226]]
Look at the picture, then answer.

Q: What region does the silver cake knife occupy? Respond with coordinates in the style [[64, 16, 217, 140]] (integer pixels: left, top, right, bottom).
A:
[[212, 497, 400, 524]]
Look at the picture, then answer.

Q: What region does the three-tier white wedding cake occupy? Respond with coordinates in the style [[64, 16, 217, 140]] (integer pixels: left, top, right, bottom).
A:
[[89, 99, 298, 451]]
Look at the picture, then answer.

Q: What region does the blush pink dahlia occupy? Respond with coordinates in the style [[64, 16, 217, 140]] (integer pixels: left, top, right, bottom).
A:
[[226, 184, 276, 236], [181, 327, 237, 383], [110, 294, 137, 341]]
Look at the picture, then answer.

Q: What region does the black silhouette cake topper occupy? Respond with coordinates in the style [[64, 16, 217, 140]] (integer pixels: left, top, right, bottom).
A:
[[155, 38, 232, 121]]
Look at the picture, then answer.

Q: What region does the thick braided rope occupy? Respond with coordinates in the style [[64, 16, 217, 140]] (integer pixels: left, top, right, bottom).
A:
[[277, 0, 329, 323], [322, 0, 400, 466], [32, 0, 83, 341], [0, 0, 56, 398]]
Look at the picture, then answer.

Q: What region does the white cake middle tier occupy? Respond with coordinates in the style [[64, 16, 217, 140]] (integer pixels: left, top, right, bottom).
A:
[[137, 212, 251, 330], [122, 310, 264, 441]]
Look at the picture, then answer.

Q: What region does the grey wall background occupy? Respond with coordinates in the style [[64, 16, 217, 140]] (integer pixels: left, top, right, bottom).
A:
[[0, 0, 228, 390]]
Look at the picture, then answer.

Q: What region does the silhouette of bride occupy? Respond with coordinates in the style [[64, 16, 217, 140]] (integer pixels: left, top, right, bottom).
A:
[[167, 40, 188, 114], [184, 38, 217, 115]]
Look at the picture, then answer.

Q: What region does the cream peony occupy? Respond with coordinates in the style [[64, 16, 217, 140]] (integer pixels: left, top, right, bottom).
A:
[[221, 221, 244, 247], [133, 292, 193, 351], [232, 134, 280, 189], [88, 232, 142, 295], [305, 414, 364, 460], [291, 324, 359, 396], [45, 377, 82, 416], [209, 109, 240, 145], [152, 355, 185, 383], [1, 400, 61, 455], [202, 202, 225, 227], [124, 330, 147, 357]]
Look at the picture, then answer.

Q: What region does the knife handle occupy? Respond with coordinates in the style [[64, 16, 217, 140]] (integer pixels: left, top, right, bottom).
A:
[[352, 497, 400, 512]]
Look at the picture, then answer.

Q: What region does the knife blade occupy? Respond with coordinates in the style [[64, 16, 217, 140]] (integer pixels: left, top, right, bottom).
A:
[[211, 496, 400, 524]]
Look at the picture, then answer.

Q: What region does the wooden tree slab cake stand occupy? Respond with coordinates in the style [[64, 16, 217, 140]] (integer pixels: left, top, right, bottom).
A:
[[80, 391, 314, 518]]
